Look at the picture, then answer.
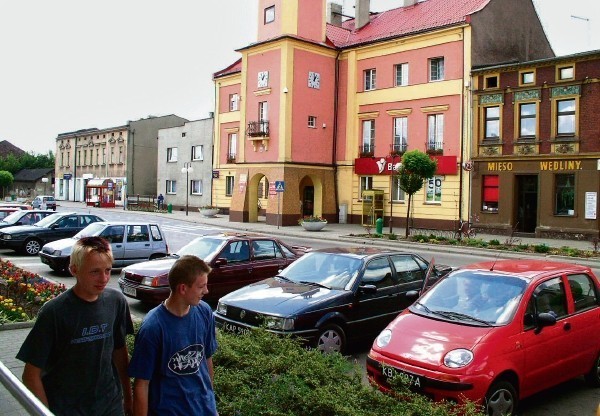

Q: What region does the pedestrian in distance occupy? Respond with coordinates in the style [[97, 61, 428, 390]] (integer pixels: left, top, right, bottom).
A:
[[17, 236, 134, 415], [129, 255, 218, 416], [157, 193, 164, 210]]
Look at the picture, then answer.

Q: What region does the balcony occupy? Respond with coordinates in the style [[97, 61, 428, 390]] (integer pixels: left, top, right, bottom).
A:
[[359, 141, 375, 157], [390, 142, 407, 156], [426, 141, 443, 155], [226, 153, 236, 163], [247, 121, 269, 138]]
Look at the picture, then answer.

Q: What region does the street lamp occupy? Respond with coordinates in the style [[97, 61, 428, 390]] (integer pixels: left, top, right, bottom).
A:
[[181, 162, 193, 216]]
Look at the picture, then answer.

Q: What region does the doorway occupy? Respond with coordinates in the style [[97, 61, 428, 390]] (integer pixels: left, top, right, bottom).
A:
[[302, 186, 314, 217], [515, 175, 538, 233]]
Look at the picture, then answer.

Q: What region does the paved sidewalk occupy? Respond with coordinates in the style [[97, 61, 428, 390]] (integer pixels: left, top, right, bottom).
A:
[[1, 200, 598, 414]]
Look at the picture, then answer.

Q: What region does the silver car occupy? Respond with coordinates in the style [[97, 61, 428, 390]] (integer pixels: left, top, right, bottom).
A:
[[39, 221, 168, 272]]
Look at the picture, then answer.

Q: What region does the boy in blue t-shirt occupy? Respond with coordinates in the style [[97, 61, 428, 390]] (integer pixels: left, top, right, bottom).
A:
[[129, 255, 218, 416]]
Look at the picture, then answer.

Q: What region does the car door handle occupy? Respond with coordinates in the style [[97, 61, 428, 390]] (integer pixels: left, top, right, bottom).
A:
[[563, 322, 571, 331], [115, 245, 122, 248], [145, 243, 150, 246]]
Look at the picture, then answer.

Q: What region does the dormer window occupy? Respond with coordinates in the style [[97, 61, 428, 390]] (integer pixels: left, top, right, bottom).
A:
[[264, 5, 275, 24]]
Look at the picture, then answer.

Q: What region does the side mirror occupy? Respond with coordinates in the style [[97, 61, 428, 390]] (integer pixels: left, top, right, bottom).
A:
[[213, 258, 228, 267], [406, 290, 421, 301], [50, 224, 59, 229], [533, 312, 557, 334], [359, 284, 377, 294]]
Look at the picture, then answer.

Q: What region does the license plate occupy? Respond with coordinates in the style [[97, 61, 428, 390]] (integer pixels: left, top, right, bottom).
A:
[[122, 286, 137, 297], [382, 366, 423, 391], [222, 321, 251, 336]]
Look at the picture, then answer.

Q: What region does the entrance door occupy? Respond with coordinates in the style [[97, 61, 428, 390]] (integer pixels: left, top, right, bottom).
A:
[[516, 175, 538, 233], [302, 186, 314, 217]]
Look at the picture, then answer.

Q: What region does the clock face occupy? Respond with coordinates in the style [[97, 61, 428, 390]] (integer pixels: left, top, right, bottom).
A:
[[308, 71, 320, 89], [258, 71, 269, 88]]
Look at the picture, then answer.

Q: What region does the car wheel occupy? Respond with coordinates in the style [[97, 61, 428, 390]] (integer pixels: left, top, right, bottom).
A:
[[584, 352, 600, 387], [485, 380, 518, 416], [316, 324, 346, 354], [24, 239, 42, 256]]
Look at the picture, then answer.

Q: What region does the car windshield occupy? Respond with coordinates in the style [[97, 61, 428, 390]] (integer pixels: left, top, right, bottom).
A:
[[73, 223, 106, 238], [176, 237, 225, 261], [1, 211, 24, 224], [30, 213, 63, 227], [278, 252, 362, 290], [415, 269, 527, 325]]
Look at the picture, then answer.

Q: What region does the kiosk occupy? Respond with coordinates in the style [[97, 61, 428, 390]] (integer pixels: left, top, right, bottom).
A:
[[85, 178, 116, 208]]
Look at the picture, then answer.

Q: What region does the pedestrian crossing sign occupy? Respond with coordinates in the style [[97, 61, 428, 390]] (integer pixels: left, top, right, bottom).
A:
[[275, 181, 285, 192]]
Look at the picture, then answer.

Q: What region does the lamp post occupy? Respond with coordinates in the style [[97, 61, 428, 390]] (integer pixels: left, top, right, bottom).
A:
[[181, 162, 193, 216]]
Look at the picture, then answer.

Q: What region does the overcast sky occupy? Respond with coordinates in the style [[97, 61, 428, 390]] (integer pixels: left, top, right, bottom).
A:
[[1, 0, 598, 155]]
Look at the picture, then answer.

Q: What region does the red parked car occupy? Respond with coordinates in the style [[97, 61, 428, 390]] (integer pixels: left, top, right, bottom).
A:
[[367, 260, 600, 416]]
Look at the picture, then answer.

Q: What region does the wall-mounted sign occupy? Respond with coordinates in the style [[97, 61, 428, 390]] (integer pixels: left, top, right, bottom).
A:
[[212, 170, 219, 179], [585, 192, 597, 220], [63, 173, 72, 180]]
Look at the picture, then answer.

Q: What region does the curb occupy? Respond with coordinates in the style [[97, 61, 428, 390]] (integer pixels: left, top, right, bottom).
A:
[[0, 321, 35, 331]]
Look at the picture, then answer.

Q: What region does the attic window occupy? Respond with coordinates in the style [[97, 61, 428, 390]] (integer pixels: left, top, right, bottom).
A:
[[484, 75, 498, 89], [265, 6, 275, 24]]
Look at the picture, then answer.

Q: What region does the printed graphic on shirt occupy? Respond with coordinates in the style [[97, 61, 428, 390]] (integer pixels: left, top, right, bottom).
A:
[[71, 323, 112, 344], [168, 344, 205, 375]]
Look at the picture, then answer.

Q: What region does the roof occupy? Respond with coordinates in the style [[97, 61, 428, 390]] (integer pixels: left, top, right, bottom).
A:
[[0, 140, 26, 158], [460, 259, 590, 279], [472, 48, 600, 73], [13, 168, 54, 182], [213, 58, 242, 79], [326, 0, 490, 48]]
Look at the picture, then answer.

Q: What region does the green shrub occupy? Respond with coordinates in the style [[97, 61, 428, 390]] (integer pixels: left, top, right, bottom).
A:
[[388, 233, 398, 240], [489, 239, 500, 246], [518, 244, 529, 251], [534, 244, 550, 253]]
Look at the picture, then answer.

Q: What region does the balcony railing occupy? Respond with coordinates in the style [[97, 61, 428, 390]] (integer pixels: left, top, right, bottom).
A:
[[226, 153, 236, 163], [426, 141, 443, 155], [247, 121, 269, 137], [359, 141, 375, 157], [390, 142, 407, 156]]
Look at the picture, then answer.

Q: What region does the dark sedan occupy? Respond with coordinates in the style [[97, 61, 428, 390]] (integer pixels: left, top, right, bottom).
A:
[[214, 247, 451, 354], [0, 212, 104, 255], [118, 232, 308, 305], [0, 209, 55, 229]]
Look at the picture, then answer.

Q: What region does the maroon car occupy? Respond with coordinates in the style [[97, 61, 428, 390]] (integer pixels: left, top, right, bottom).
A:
[[118, 232, 308, 304]]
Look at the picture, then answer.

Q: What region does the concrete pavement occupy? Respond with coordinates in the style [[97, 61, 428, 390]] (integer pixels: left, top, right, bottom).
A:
[[1, 200, 599, 414]]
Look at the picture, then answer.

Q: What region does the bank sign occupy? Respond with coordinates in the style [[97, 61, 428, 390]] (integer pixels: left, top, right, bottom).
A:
[[355, 155, 457, 175], [486, 160, 583, 172]]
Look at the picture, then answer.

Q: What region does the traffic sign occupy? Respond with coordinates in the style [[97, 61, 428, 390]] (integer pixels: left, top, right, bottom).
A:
[[275, 181, 285, 192]]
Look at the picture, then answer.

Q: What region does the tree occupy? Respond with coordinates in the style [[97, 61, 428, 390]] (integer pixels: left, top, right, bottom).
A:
[[396, 150, 437, 238], [0, 170, 14, 199]]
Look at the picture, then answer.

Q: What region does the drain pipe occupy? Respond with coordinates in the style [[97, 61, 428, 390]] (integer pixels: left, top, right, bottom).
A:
[[332, 50, 342, 222]]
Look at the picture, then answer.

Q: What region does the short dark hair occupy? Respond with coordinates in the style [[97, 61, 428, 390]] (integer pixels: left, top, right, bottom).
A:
[[168, 255, 211, 292], [70, 236, 113, 269]]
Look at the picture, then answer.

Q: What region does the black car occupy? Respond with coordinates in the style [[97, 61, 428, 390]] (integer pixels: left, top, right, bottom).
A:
[[214, 247, 451, 354], [0, 212, 104, 255], [0, 209, 55, 230]]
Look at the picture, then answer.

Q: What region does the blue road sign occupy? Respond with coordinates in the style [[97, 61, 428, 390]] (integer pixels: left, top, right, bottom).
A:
[[275, 181, 285, 192]]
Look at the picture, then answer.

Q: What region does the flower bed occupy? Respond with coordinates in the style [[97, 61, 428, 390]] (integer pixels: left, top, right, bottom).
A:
[[0, 260, 66, 323]]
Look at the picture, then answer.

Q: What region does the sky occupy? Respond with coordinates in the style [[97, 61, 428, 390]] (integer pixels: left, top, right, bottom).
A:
[[1, 0, 598, 156]]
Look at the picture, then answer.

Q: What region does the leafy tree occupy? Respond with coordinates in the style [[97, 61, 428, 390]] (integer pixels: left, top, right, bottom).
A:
[[0, 170, 14, 198], [396, 150, 437, 238], [0, 151, 54, 174]]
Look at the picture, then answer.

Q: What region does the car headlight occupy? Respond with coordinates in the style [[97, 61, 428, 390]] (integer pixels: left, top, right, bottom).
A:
[[444, 349, 473, 368], [376, 329, 392, 348], [53, 250, 62, 256], [216, 302, 227, 315], [2, 234, 11, 240], [263, 315, 294, 331]]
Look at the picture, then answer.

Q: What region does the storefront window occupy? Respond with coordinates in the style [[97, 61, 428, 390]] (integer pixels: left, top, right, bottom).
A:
[[426, 176, 442, 203], [482, 175, 499, 212], [555, 174, 575, 216]]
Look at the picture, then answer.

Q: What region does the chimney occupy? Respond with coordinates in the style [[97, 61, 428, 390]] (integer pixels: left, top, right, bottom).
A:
[[355, 0, 370, 30], [401, 0, 416, 6], [327, 2, 343, 26]]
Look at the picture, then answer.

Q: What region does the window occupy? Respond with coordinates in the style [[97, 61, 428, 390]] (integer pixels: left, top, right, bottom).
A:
[[102, 149, 106, 165], [484, 106, 500, 140], [191, 180, 203, 195], [557, 99, 575, 136], [166, 180, 176, 194], [482, 175, 499, 212], [555, 174, 575, 216], [558, 65, 574, 81], [527, 278, 567, 324], [426, 176, 442, 203], [95, 149, 99, 165], [127, 225, 149, 243], [227, 134, 237, 162], [229, 94, 239, 111], [167, 147, 178, 162], [308, 116, 316, 128], [393, 117, 407, 154], [391, 255, 423, 283], [568, 274, 598, 312], [361, 120, 375, 155], [59, 179, 64, 197], [111, 148, 115, 164], [484, 75, 498, 89], [101, 226, 124, 244], [359, 176, 373, 199], [364, 69, 376, 91], [391, 176, 405, 202], [429, 57, 444, 81], [60, 152, 64, 167], [395, 63, 408, 86], [192, 145, 204, 161], [264, 5, 275, 24], [83, 150, 88, 166], [427, 114, 444, 151], [363, 257, 394, 288], [182, 132, 186, 137], [258, 101, 268, 134], [225, 176, 234, 196], [519, 103, 537, 138], [252, 240, 283, 260], [119, 146, 123, 163], [520, 71, 534, 85]]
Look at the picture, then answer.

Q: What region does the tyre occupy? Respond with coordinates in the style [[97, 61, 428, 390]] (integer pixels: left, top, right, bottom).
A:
[[485, 380, 518, 416], [467, 228, 477, 238], [316, 324, 346, 354], [453, 231, 462, 240], [24, 239, 42, 256], [584, 352, 600, 387]]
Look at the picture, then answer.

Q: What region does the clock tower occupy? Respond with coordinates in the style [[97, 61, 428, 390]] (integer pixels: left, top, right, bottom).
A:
[[257, 0, 327, 44]]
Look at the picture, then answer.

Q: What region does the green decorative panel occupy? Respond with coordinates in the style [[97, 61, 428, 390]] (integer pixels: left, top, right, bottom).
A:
[[479, 94, 503, 105], [551, 85, 581, 97], [514, 90, 540, 101]]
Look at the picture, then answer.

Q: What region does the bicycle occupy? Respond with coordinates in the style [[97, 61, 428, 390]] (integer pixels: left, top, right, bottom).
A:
[[454, 214, 479, 240]]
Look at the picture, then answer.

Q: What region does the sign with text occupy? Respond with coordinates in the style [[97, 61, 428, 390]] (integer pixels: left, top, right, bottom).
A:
[[585, 192, 597, 220]]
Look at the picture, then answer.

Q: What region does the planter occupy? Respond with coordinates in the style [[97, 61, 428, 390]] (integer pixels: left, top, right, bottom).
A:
[[300, 220, 327, 231], [199, 208, 219, 217]]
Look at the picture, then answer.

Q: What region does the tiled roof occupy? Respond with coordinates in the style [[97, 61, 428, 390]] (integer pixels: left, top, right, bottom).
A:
[[14, 168, 54, 182], [213, 58, 242, 79], [0, 140, 26, 158], [326, 0, 490, 48]]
